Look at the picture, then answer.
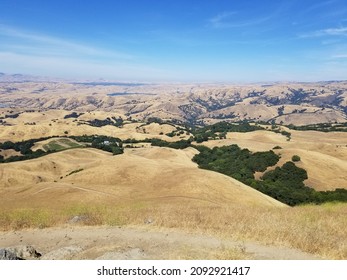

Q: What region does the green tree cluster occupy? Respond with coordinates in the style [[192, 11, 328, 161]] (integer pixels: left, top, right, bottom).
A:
[[192, 145, 279, 181], [192, 145, 347, 206], [191, 122, 264, 143], [70, 135, 124, 155], [150, 138, 191, 149]]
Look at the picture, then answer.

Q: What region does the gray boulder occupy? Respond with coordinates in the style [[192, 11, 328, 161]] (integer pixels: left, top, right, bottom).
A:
[[0, 245, 41, 260], [0, 248, 23, 260]]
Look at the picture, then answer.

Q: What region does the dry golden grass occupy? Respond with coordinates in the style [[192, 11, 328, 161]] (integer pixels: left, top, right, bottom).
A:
[[118, 202, 347, 259], [0, 147, 284, 208], [0, 149, 21, 159], [0, 202, 345, 259]]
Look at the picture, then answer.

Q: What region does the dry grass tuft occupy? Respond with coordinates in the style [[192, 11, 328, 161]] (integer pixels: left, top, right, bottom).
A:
[[0, 209, 52, 230]]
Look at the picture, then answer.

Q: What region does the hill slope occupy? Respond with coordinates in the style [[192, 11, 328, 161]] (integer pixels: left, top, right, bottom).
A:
[[0, 147, 285, 210]]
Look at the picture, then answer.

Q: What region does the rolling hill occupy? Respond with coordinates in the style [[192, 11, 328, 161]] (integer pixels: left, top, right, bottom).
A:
[[0, 77, 346, 125], [0, 147, 285, 210]]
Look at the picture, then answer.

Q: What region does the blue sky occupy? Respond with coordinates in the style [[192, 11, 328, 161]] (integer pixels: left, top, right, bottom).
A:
[[1, 0, 347, 82]]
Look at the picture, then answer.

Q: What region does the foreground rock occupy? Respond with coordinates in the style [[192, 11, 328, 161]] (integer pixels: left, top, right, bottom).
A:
[[0, 245, 41, 260]]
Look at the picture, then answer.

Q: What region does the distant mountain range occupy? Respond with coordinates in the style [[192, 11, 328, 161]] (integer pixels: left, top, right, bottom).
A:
[[0, 73, 346, 125], [0, 72, 60, 83]]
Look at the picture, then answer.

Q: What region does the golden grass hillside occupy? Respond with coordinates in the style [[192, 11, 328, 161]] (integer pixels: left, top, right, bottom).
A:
[[0, 147, 346, 259], [0, 147, 284, 210], [0, 109, 182, 142]]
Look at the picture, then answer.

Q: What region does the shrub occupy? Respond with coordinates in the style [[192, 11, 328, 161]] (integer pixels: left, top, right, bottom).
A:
[[292, 155, 301, 162], [64, 112, 82, 119]]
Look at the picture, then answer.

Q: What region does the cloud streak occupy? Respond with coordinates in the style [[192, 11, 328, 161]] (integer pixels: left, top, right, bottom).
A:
[[0, 25, 175, 81], [208, 11, 272, 29], [0, 24, 134, 59], [300, 27, 347, 38]]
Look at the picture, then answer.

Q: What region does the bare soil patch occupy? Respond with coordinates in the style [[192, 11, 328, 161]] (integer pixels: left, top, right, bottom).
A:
[[0, 226, 321, 260]]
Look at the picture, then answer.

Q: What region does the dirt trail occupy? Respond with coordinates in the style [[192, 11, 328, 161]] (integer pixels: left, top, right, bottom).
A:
[[0, 226, 322, 260]]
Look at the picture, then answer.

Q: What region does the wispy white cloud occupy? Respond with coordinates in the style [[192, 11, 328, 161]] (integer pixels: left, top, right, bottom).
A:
[[208, 11, 272, 29], [318, 27, 347, 36], [298, 0, 347, 21], [208, 12, 237, 28], [0, 24, 133, 59], [300, 27, 347, 38], [0, 25, 176, 81]]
